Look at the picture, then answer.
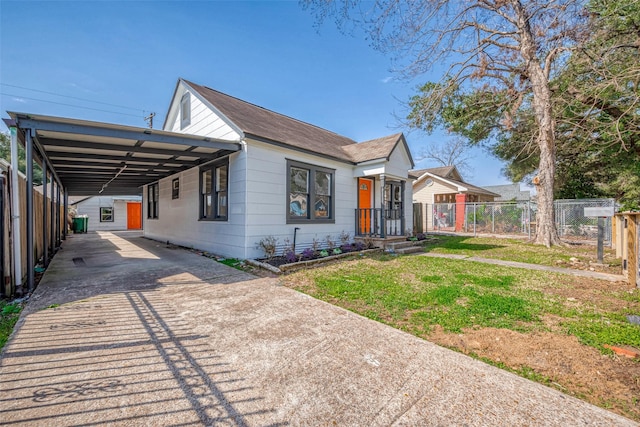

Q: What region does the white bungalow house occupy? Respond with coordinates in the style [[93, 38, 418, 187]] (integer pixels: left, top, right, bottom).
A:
[[142, 79, 415, 259]]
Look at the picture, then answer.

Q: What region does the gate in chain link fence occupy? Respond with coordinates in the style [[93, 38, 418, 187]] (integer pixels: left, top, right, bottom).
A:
[[425, 198, 615, 244]]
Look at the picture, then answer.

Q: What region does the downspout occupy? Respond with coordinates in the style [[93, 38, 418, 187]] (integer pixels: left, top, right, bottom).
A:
[[9, 125, 22, 295]]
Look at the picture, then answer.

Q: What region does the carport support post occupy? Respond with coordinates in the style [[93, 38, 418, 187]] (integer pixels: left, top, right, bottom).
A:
[[50, 175, 55, 254], [63, 192, 68, 240], [9, 125, 23, 295], [56, 183, 61, 246], [25, 130, 34, 292], [42, 160, 48, 268]]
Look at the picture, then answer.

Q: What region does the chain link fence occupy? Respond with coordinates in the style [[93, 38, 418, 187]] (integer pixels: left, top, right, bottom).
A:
[[425, 198, 615, 244]]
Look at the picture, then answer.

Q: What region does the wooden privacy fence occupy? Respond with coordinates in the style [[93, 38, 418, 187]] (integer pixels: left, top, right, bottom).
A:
[[1, 167, 65, 297]]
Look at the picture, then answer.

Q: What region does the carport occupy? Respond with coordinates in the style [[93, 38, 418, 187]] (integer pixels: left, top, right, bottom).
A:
[[2, 112, 241, 293]]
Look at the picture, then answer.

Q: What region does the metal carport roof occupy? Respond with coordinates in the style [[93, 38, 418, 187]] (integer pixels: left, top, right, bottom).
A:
[[3, 111, 242, 294], [7, 112, 242, 196]]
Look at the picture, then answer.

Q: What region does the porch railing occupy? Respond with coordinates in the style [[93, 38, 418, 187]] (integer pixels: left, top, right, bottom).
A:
[[355, 208, 404, 237]]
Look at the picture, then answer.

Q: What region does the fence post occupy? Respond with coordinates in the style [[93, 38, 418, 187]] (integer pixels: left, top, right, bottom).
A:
[[527, 201, 531, 239], [471, 203, 475, 236], [491, 204, 495, 234]]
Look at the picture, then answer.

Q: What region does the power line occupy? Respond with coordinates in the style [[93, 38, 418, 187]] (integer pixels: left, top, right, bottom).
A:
[[0, 83, 148, 113], [0, 92, 144, 118]]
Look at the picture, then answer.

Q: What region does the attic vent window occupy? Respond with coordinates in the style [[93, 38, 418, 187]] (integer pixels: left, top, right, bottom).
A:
[[180, 92, 191, 129]]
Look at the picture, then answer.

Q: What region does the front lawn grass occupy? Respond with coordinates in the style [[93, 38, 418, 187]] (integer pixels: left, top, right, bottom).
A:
[[286, 253, 638, 349], [422, 235, 621, 272]]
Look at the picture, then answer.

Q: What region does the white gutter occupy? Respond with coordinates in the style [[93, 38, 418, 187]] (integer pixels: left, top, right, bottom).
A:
[[9, 126, 22, 290]]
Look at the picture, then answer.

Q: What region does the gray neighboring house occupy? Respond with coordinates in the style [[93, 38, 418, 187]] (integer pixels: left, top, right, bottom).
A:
[[482, 184, 531, 202]]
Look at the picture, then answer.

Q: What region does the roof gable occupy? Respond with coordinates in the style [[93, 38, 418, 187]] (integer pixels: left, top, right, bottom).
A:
[[341, 133, 405, 163]]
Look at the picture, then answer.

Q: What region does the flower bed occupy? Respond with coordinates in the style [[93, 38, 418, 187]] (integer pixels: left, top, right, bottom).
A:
[[245, 248, 382, 274]]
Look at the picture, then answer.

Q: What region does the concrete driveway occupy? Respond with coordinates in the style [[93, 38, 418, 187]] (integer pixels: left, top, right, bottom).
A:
[[0, 231, 635, 426]]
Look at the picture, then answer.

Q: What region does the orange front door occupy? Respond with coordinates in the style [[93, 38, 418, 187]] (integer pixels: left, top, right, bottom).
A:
[[358, 178, 373, 234], [127, 202, 142, 230]]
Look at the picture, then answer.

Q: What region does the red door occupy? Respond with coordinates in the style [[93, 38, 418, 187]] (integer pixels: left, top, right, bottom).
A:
[[127, 202, 142, 230], [358, 178, 373, 234]]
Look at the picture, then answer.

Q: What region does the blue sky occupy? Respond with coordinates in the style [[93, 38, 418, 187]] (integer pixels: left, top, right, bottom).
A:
[[0, 0, 512, 186]]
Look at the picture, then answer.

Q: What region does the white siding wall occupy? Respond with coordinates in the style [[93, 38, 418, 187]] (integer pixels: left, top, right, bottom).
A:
[[243, 140, 358, 259], [74, 196, 133, 231], [144, 149, 247, 259], [166, 84, 240, 141], [385, 144, 412, 180]]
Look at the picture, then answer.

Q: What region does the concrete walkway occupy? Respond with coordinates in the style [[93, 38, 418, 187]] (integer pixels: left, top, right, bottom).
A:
[[0, 231, 635, 426], [421, 252, 627, 282]]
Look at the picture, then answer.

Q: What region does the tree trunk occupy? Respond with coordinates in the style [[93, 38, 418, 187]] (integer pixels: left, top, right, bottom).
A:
[[514, 0, 563, 247]]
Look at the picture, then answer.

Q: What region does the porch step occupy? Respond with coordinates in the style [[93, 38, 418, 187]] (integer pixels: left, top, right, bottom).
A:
[[386, 240, 421, 250], [395, 245, 424, 255]]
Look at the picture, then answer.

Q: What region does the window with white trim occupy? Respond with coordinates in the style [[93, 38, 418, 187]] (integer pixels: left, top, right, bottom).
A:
[[287, 160, 334, 223], [180, 92, 191, 129], [100, 207, 114, 222]]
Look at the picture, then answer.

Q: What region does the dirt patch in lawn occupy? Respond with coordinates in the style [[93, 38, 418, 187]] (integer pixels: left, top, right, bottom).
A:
[[428, 325, 640, 420], [548, 276, 639, 313]]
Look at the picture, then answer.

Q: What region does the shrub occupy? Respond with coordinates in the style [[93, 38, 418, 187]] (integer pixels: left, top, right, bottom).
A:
[[339, 230, 351, 245], [256, 236, 278, 259], [332, 248, 342, 255], [284, 250, 297, 263], [340, 243, 353, 253], [319, 249, 329, 257], [301, 248, 315, 260], [325, 235, 336, 250], [354, 241, 365, 251], [417, 233, 426, 240]]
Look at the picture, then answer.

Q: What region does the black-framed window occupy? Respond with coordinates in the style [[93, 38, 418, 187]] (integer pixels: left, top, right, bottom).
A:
[[148, 183, 159, 219], [180, 92, 191, 129], [384, 181, 403, 219], [287, 159, 335, 223], [172, 178, 180, 199], [200, 159, 228, 221], [100, 207, 114, 222]]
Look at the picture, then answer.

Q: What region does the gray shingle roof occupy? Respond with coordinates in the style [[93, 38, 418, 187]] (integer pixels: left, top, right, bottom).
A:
[[185, 80, 358, 161], [184, 80, 407, 165], [411, 165, 457, 179], [341, 133, 404, 163]]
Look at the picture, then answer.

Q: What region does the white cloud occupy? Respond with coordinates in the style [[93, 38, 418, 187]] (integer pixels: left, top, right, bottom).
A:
[[380, 76, 393, 84], [12, 97, 27, 103]]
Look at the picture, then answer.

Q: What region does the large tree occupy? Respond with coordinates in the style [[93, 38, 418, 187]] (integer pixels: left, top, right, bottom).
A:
[[305, 0, 589, 246], [486, 0, 640, 210], [416, 137, 474, 178]]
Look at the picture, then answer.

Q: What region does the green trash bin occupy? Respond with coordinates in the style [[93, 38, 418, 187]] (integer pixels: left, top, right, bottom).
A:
[[72, 215, 88, 233]]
